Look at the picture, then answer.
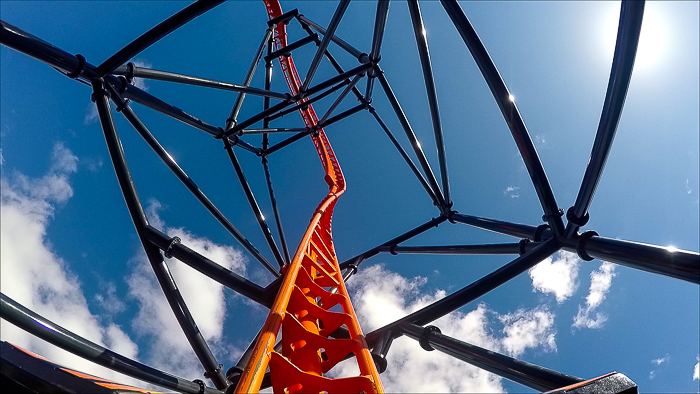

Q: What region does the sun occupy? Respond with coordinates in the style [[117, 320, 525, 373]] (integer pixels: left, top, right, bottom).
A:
[[602, 3, 667, 70]]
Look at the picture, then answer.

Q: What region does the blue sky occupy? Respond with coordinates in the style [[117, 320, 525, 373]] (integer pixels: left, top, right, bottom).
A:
[[1, 1, 698, 393]]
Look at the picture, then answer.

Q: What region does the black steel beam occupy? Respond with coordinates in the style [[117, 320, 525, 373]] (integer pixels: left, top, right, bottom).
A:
[[559, 234, 700, 284], [340, 215, 448, 272], [375, 69, 446, 209], [262, 157, 291, 265], [368, 107, 440, 206], [92, 78, 228, 389], [365, 238, 559, 345], [319, 74, 364, 124], [408, 0, 451, 208], [441, 1, 565, 237], [109, 86, 280, 278], [0, 294, 223, 394], [225, 98, 294, 138], [224, 141, 285, 269], [96, 0, 225, 76], [297, 14, 368, 63], [378, 242, 539, 256], [365, 0, 390, 101], [113, 64, 289, 100], [565, 1, 645, 237], [450, 212, 552, 241], [142, 225, 272, 306], [243, 128, 309, 135], [226, 29, 273, 130], [400, 323, 583, 392], [264, 34, 318, 64], [300, 0, 351, 92], [232, 138, 263, 155], [267, 79, 351, 122], [304, 62, 373, 99]]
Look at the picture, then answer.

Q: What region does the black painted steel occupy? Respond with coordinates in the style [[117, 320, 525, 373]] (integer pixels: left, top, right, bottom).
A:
[[368, 107, 440, 206], [441, 0, 565, 237], [297, 14, 368, 63], [303, 62, 373, 99], [566, 1, 645, 237], [450, 212, 552, 241], [267, 79, 351, 122], [559, 235, 700, 284], [263, 157, 291, 265], [264, 34, 318, 64], [376, 69, 446, 208], [227, 29, 273, 131], [142, 225, 272, 305], [224, 141, 286, 269], [319, 73, 364, 124], [378, 242, 538, 255], [225, 99, 294, 137], [113, 64, 288, 100], [92, 78, 228, 389], [300, 0, 351, 92], [233, 138, 263, 155], [400, 323, 583, 391], [243, 127, 309, 134], [408, 0, 451, 209], [97, 0, 225, 76], [365, 0, 390, 101], [109, 86, 280, 278], [340, 215, 448, 272], [365, 238, 559, 345], [263, 129, 311, 156], [0, 294, 223, 394]]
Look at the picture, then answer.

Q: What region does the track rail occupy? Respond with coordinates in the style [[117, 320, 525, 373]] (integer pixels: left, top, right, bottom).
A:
[[233, 2, 383, 393]]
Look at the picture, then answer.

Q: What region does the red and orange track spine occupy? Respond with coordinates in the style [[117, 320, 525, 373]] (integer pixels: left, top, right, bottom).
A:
[[233, 1, 383, 393]]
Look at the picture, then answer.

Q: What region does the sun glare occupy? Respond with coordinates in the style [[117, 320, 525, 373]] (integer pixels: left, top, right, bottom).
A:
[[602, 4, 667, 70]]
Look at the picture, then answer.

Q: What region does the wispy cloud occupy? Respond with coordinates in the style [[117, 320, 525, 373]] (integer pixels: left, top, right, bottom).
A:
[[84, 103, 99, 125], [0, 142, 142, 387], [330, 264, 558, 393], [693, 356, 698, 380], [572, 262, 616, 329], [649, 354, 670, 380], [529, 251, 580, 303], [94, 282, 127, 317], [503, 186, 520, 198]]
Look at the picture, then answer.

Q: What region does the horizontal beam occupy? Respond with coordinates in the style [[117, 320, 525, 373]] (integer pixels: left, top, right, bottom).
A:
[[450, 212, 552, 241], [297, 14, 368, 63], [1, 294, 223, 394], [400, 323, 583, 392], [378, 242, 539, 256]]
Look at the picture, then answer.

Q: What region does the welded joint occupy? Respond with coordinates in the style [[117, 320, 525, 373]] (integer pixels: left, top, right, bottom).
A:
[[389, 244, 398, 255], [90, 79, 111, 102], [193, 379, 206, 394], [447, 210, 458, 224], [419, 325, 441, 351], [566, 206, 590, 229], [542, 208, 564, 224], [576, 231, 599, 261], [165, 236, 181, 259], [518, 239, 531, 256], [66, 54, 86, 79], [203, 364, 224, 379], [534, 224, 550, 242], [371, 329, 395, 373], [123, 62, 136, 83]]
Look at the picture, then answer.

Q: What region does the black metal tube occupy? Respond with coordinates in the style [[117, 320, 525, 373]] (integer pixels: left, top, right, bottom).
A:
[[115, 78, 223, 137], [142, 225, 272, 306], [262, 159, 291, 265], [559, 235, 699, 284], [267, 79, 351, 122], [408, 0, 451, 209], [297, 14, 368, 63], [565, 1, 645, 237], [226, 29, 273, 130], [242, 128, 309, 135], [92, 79, 228, 389], [340, 215, 448, 271], [96, 0, 225, 75], [368, 107, 440, 206], [225, 99, 293, 138], [375, 69, 446, 208], [109, 86, 280, 278], [378, 242, 538, 255], [113, 64, 289, 100], [231, 138, 262, 155], [320, 103, 366, 129], [304, 62, 373, 99], [366, 0, 390, 101], [450, 212, 552, 241], [264, 34, 318, 64], [0, 294, 223, 394], [366, 238, 559, 345], [263, 130, 311, 156], [319, 74, 364, 124], [400, 323, 583, 391], [441, 0, 565, 237], [300, 0, 350, 92], [224, 141, 285, 269], [314, 40, 368, 104]]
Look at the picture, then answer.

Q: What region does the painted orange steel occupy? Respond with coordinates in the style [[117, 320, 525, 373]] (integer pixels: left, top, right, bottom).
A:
[[233, 1, 384, 393]]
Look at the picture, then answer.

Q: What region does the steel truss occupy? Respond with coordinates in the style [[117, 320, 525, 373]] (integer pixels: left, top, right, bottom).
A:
[[1, 0, 698, 393]]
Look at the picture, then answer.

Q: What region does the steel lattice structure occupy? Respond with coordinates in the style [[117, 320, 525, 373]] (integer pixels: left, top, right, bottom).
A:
[[1, 0, 699, 393]]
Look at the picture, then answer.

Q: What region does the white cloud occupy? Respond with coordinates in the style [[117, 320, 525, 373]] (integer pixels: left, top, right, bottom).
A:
[[572, 262, 616, 329], [0, 142, 142, 387], [131, 60, 152, 91], [84, 103, 99, 125], [127, 200, 247, 380], [652, 355, 670, 366], [94, 282, 127, 317], [503, 186, 520, 198], [693, 356, 698, 380], [529, 251, 580, 303], [649, 355, 670, 380], [330, 264, 558, 393]]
